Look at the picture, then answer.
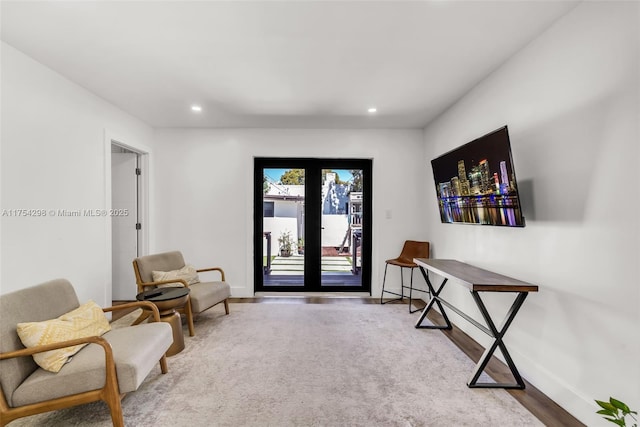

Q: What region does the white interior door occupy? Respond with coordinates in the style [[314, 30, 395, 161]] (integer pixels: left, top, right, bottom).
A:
[[112, 152, 138, 300]]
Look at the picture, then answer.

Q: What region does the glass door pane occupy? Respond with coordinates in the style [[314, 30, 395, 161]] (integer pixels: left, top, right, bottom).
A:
[[262, 168, 305, 287], [320, 169, 363, 287]]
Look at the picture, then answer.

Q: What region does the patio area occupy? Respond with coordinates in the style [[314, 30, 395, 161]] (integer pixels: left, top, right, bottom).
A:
[[263, 254, 362, 286]]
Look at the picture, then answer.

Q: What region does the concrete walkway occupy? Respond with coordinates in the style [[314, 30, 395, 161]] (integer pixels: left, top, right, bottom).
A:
[[269, 255, 353, 275]]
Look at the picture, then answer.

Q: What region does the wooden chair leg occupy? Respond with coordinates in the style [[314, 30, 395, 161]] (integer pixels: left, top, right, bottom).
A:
[[159, 355, 168, 374], [106, 398, 124, 427], [185, 298, 195, 337], [224, 299, 230, 315], [103, 360, 125, 427]]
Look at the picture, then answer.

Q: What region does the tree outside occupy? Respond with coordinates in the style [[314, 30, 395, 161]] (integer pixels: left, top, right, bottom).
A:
[[280, 169, 305, 185], [277, 168, 361, 191]]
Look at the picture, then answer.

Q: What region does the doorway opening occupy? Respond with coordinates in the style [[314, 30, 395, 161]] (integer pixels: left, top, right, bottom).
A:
[[254, 158, 372, 293], [111, 143, 142, 301]]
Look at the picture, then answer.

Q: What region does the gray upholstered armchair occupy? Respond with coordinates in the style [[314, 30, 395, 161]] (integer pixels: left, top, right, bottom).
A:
[[0, 279, 173, 427], [132, 251, 231, 336]]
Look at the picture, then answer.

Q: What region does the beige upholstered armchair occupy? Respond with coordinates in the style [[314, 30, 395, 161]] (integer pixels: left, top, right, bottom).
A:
[[0, 279, 173, 427], [132, 251, 231, 336]]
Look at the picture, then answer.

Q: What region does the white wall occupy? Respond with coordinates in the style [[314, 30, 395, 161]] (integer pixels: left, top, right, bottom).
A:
[[150, 129, 427, 297], [263, 217, 298, 255], [321, 215, 350, 247], [0, 42, 154, 305], [421, 2, 639, 425], [273, 200, 298, 218]]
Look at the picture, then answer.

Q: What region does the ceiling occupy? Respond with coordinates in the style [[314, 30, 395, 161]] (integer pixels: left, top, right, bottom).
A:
[[1, 1, 578, 129]]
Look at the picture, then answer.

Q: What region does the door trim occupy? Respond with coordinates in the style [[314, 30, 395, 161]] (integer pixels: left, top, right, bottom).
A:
[[253, 158, 372, 294], [104, 130, 152, 305]]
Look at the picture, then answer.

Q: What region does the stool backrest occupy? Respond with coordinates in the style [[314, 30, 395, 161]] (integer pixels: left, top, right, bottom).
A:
[[396, 240, 430, 264]]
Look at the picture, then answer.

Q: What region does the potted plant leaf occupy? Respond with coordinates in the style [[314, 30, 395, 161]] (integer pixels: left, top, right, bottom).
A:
[[278, 230, 294, 257], [595, 397, 637, 427]]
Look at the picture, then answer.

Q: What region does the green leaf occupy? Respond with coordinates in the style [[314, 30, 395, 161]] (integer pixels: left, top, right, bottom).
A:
[[598, 409, 616, 416], [597, 400, 618, 412], [610, 398, 631, 413], [604, 418, 625, 427]]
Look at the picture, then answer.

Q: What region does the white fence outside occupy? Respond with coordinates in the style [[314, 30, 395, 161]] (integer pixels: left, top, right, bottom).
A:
[[263, 215, 351, 255]]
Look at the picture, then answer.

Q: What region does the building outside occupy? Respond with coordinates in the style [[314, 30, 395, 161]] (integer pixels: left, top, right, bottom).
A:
[[263, 172, 361, 259]]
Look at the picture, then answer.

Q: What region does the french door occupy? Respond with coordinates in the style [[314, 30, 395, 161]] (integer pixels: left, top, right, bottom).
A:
[[254, 158, 371, 293]]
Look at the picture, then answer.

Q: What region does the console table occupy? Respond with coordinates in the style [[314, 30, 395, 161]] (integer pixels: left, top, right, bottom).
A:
[[413, 258, 538, 389]]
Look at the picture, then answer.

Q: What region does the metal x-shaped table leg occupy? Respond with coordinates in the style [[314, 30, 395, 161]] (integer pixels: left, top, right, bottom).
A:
[[467, 291, 528, 389], [415, 267, 451, 329]]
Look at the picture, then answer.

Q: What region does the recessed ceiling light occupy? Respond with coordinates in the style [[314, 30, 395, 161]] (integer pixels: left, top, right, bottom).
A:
[[367, 107, 377, 113], [191, 105, 202, 112]]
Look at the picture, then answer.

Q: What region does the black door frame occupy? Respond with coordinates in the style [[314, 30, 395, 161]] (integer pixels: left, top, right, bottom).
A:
[[254, 157, 372, 293]]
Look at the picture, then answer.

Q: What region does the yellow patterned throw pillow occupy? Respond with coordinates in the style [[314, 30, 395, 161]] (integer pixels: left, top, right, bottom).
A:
[[152, 264, 200, 287], [16, 300, 111, 373]]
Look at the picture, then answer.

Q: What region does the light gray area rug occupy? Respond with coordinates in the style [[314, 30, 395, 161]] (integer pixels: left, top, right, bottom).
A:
[[12, 303, 542, 426]]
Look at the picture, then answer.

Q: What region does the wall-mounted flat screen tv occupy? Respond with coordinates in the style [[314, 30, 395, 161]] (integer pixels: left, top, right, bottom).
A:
[[431, 126, 525, 227]]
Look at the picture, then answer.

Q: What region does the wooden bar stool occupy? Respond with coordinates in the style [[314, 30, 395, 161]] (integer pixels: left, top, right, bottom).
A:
[[380, 240, 430, 313]]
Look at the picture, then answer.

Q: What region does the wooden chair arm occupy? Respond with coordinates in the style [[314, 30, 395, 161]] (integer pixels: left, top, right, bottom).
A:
[[103, 301, 161, 322], [0, 335, 112, 361], [0, 335, 123, 419], [196, 267, 226, 281], [139, 279, 189, 289]]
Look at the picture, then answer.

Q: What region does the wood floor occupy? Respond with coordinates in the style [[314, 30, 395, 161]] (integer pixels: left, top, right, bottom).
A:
[[114, 296, 584, 426]]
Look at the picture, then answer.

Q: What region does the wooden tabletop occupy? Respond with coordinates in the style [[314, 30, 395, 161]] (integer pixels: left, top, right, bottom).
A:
[[136, 287, 190, 301], [414, 258, 538, 292]]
